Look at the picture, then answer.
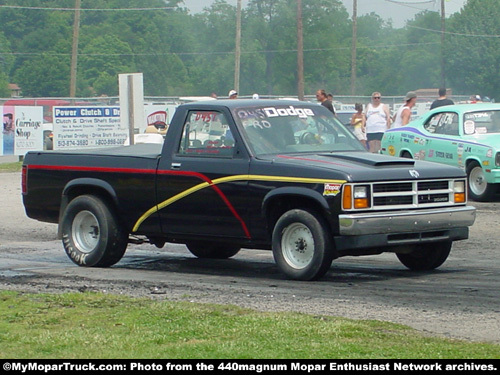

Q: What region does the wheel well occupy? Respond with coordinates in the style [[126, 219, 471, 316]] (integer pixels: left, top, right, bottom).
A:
[[465, 159, 480, 170], [400, 150, 412, 158], [265, 195, 330, 238], [61, 185, 119, 227], [66, 185, 115, 206]]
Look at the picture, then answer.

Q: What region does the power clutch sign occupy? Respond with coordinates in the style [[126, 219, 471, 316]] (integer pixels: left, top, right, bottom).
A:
[[53, 106, 128, 150]]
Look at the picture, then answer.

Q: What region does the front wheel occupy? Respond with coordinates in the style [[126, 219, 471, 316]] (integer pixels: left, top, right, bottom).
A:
[[272, 209, 334, 281], [61, 195, 128, 267], [396, 242, 452, 271], [467, 162, 497, 201]]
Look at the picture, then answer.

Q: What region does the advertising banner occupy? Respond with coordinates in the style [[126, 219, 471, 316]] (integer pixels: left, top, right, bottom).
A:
[[1, 106, 43, 156], [53, 106, 128, 150]]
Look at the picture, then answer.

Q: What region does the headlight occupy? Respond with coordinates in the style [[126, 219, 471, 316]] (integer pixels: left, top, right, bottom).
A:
[[495, 152, 500, 167], [342, 184, 371, 210], [453, 180, 466, 203]]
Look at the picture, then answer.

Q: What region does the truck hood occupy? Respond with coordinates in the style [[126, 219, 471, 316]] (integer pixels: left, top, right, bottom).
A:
[[265, 151, 465, 182]]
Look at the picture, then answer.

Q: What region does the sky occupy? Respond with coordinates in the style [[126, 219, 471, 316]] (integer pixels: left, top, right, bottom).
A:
[[181, 0, 468, 28]]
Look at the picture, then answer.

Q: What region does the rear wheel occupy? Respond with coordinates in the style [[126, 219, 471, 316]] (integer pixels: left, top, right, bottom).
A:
[[467, 162, 497, 201], [61, 195, 128, 267], [186, 241, 241, 259], [272, 209, 334, 281], [396, 242, 452, 271]]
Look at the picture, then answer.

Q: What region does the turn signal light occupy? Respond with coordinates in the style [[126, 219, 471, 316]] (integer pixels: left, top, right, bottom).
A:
[[454, 193, 466, 203], [354, 198, 369, 209], [342, 185, 352, 210]]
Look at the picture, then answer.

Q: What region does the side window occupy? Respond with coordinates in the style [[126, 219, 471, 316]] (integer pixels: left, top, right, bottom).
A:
[[423, 114, 442, 133], [434, 113, 458, 135], [178, 111, 235, 157], [426, 112, 459, 136]]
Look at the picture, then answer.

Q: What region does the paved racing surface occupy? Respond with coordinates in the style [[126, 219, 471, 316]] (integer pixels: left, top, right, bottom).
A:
[[1, 172, 499, 343]]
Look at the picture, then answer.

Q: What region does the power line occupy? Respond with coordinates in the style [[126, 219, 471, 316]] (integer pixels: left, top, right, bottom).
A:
[[0, 5, 174, 11], [384, 0, 435, 12], [0, 42, 441, 58], [409, 25, 500, 38]]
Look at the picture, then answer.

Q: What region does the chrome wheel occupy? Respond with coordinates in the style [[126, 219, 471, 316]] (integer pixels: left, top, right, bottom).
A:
[[72, 210, 100, 254], [281, 222, 315, 270], [469, 165, 487, 197]]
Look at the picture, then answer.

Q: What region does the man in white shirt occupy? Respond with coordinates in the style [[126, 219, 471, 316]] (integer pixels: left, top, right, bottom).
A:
[[365, 92, 391, 153]]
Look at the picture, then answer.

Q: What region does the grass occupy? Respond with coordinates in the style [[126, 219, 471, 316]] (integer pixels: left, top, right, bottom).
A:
[[0, 291, 498, 359], [0, 161, 22, 173]]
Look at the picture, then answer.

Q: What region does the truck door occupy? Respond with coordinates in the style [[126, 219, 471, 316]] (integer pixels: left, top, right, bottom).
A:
[[156, 109, 251, 240]]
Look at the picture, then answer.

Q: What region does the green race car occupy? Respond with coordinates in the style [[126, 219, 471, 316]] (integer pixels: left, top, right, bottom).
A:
[[381, 103, 500, 201]]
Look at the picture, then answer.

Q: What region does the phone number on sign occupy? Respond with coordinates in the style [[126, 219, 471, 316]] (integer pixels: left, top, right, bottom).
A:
[[94, 139, 126, 146], [57, 140, 89, 147]]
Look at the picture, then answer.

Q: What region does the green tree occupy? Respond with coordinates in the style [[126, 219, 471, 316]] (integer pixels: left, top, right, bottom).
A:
[[13, 53, 70, 97], [446, 0, 500, 99]]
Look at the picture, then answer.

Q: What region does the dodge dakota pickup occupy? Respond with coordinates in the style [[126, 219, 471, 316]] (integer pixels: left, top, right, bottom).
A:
[[22, 99, 476, 280]]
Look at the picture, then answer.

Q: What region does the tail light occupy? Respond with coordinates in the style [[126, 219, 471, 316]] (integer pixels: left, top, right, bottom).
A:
[[22, 165, 27, 194]]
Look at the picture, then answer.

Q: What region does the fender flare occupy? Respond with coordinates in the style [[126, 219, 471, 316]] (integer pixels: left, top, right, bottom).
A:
[[57, 178, 119, 238], [262, 186, 331, 217]]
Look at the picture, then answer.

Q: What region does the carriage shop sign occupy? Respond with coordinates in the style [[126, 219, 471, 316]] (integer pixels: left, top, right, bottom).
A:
[[53, 106, 128, 150]]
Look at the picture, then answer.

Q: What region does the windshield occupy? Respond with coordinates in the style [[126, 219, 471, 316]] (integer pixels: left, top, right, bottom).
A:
[[233, 104, 365, 156]]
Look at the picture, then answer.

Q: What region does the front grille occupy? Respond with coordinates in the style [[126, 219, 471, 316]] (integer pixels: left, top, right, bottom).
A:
[[373, 182, 412, 193], [418, 181, 449, 190], [368, 179, 461, 210]]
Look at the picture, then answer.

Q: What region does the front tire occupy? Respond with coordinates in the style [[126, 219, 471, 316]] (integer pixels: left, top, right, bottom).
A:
[[272, 209, 334, 281], [61, 195, 128, 267], [396, 242, 452, 271], [467, 162, 497, 201]]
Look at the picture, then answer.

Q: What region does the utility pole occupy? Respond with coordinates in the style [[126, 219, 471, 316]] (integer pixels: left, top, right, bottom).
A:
[[440, 0, 446, 88], [350, 0, 357, 96], [297, 0, 304, 100], [234, 0, 242, 94], [70, 0, 81, 98]]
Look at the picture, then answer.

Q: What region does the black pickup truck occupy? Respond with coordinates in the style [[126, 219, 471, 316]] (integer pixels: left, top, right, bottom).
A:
[[22, 100, 476, 280]]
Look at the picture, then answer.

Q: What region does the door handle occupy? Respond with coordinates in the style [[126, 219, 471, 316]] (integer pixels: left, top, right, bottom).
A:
[[171, 162, 181, 170]]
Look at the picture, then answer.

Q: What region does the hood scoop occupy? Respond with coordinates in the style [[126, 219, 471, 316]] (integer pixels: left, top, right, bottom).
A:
[[319, 153, 415, 167]]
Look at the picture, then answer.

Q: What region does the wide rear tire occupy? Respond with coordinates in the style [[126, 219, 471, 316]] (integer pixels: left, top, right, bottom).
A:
[[61, 195, 128, 267], [272, 209, 334, 281]]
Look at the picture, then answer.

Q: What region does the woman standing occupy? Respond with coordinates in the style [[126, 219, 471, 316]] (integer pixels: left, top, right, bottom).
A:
[[350, 103, 367, 149], [365, 92, 391, 153]]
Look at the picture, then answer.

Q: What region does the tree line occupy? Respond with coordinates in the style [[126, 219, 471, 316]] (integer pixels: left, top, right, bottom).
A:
[[0, 0, 498, 100]]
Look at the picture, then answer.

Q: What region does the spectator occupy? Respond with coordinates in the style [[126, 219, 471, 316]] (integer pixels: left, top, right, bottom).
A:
[[228, 90, 238, 99], [430, 88, 454, 109], [365, 92, 391, 153], [350, 103, 367, 149], [316, 89, 335, 114], [392, 91, 417, 129]]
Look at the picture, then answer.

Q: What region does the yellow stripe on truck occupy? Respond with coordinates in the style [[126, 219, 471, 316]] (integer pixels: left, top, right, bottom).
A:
[[132, 174, 346, 232]]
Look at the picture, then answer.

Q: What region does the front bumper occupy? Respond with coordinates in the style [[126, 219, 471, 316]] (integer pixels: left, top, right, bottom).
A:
[[335, 206, 476, 251]]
